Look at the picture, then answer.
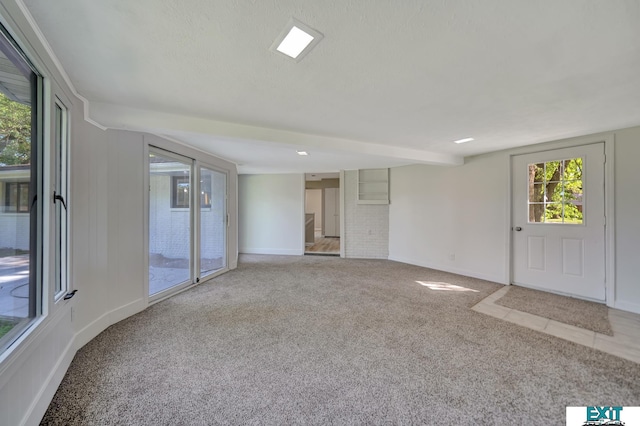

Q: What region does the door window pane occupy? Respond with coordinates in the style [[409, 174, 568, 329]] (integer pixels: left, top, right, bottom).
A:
[[149, 152, 191, 295], [527, 158, 583, 224], [200, 167, 226, 277]]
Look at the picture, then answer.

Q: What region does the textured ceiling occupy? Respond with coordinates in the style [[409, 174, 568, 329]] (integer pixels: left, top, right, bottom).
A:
[[22, 0, 640, 173]]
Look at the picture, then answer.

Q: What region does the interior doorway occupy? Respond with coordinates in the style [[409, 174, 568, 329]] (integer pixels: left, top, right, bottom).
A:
[[304, 173, 340, 256]]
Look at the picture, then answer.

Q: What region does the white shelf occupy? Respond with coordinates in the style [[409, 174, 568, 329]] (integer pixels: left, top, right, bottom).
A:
[[357, 168, 389, 204]]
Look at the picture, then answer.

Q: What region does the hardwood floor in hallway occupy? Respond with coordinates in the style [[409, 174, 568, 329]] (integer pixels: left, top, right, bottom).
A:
[[305, 237, 340, 255]]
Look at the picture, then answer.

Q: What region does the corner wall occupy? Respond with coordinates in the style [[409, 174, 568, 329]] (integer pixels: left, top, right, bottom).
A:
[[389, 127, 640, 313]]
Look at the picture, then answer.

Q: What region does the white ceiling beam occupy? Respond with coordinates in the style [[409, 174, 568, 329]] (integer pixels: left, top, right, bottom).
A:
[[90, 102, 464, 167]]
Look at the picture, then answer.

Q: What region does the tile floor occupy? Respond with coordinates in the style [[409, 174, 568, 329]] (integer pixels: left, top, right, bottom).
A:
[[472, 286, 640, 364]]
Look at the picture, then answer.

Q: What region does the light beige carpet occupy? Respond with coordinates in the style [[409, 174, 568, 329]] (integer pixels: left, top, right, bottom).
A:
[[495, 285, 613, 335], [41, 255, 638, 425]]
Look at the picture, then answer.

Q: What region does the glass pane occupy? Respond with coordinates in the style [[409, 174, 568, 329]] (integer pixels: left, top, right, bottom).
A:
[[564, 158, 582, 181], [563, 181, 583, 224], [544, 203, 563, 223], [529, 183, 545, 203], [200, 167, 226, 277], [149, 152, 191, 295], [529, 203, 545, 223], [545, 161, 562, 183], [530, 163, 545, 184], [0, 29, 36, 345]]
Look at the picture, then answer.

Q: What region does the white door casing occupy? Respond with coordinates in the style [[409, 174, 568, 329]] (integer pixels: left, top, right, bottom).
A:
[[511, 143, 606, 301]]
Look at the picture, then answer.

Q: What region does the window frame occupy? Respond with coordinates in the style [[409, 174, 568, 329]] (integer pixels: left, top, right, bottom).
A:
[[53, 97, 69, 300], [0, 20, 44, 357]]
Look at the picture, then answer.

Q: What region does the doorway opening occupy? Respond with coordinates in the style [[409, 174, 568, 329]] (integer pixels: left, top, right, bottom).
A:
[[304, 173, 340, 256]]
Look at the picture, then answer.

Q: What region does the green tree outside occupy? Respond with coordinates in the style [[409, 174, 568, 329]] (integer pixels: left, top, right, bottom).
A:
[[0, 92, 32, 166]]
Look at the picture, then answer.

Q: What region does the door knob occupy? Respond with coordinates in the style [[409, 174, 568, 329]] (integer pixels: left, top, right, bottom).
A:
[[514, 226, 522, 231]]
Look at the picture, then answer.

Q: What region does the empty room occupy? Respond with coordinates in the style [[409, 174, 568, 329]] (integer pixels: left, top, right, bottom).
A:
[[0, 1, 639, 425]]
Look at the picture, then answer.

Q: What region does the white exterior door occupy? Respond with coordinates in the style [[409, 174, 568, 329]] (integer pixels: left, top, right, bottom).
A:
[[511, 143, 606, 301], [324, 188, 340, 237]]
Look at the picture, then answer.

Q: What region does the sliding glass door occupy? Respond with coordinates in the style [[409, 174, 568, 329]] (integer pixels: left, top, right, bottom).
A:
[[148, 149, 227, 298], [199, 166, 226, 278]]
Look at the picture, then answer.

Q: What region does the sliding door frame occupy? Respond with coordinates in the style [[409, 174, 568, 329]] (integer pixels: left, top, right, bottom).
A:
[[144, 141, 232, 305]]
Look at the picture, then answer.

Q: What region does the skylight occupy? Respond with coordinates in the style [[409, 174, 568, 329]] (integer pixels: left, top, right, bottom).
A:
[[270, 18, 323, 62], [277, 26, 314, 59]]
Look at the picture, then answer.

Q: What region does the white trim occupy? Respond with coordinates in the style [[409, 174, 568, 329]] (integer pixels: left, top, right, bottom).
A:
[[239, 248, 304, 256], [388, 255, 508, 284], [604, 136, 616, 308], [151, 133, 237, 168], [74, 298, 146, 351], [22, 334, 75, 426], [339, 170, 346, 258], [143, 143, 150, 305], [300, 176, 306, 254], [613, 300, 640, 315], [19, 298, 144, 425], [503, 151, 512, 285], [14, 0, 107, 130]]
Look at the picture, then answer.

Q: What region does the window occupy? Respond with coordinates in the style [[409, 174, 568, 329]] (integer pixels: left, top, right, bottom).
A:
[[171, 175, 190, 208], [0, 23, 43, 353], [54, 101, 69, 297], [4, 181, 30, 212], [528, 158, 583, 224], [171, 174, 211, 208]]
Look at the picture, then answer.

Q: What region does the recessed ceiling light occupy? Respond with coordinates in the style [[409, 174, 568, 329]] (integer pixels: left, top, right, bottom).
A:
[[297, 150, 308, 156], [277, 27, 314, 59], [270, 18, 323, 62], [453, 138, 474, 144]]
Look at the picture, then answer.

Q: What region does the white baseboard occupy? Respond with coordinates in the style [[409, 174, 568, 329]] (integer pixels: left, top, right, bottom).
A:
[[388, 255, 507, 284], [75, 298, 146, 351], [23, 337, 76, 426], [613, 300, 640, 315], [19, 298, 145, 425], [239, 248, 304, 256]]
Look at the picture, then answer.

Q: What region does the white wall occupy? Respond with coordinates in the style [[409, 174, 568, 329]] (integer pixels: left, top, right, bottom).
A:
[[239, 174, 304, 255], [343, 170, 389, 259], [389, 155, 507, 282], [612, 127, 640, 313], [305, 189, 322, 232], [389, 128, 640, 313]]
